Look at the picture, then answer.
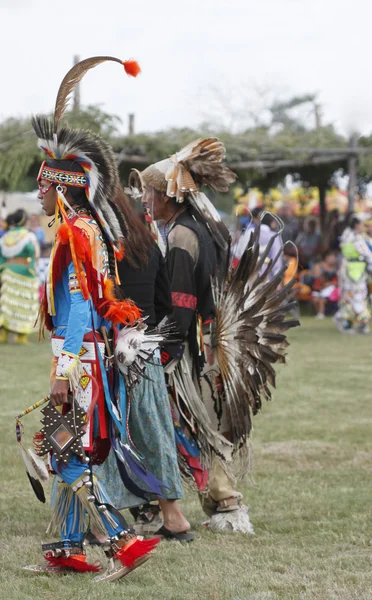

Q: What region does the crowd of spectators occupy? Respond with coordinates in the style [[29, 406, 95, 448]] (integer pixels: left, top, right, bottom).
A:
[[2, 206, 372, 324], [234, 205, 372, 320]]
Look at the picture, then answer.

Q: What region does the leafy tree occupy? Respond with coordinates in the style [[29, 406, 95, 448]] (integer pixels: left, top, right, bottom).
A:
[[1, 96, 372, 229]]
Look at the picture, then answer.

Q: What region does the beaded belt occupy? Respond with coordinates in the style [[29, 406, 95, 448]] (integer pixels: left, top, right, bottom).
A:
[[51, 337, 105, 361]]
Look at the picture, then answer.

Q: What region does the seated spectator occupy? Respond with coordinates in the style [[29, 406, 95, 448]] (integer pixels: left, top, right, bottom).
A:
[[277, 204, 299, 244], [283, 244, 298, 286], [310, 250, 339, 319], [295, 217, 322, 268], [282, 245, 312, 303]]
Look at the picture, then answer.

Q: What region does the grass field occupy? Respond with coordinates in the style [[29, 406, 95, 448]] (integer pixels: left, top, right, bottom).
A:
[[1, 317, 372, 600]]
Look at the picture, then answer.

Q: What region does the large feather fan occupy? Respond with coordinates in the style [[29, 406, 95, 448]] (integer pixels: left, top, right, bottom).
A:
[[213, 225, 300, 445]]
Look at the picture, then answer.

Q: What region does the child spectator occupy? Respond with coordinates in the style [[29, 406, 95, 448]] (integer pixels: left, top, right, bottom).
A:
[[311, 251, 339, 319]]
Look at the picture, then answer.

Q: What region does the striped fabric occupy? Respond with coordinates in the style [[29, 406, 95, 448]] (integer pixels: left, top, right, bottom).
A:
[[0, 269, 39, 334]]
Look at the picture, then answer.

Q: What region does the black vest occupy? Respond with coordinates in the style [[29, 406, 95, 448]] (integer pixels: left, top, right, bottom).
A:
[[171, 210, 226, 321]]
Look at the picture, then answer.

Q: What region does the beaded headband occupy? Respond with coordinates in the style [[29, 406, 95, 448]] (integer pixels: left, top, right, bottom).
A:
[[37, 161, 87, 189]]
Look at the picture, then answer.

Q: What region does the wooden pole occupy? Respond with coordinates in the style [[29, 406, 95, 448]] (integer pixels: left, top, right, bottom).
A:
[[347, 134, 358, 213], [128, 114, 135, 136], [318, 184, 327, 237], [314, 103, 322, 130], [73, 55, 81, 111]]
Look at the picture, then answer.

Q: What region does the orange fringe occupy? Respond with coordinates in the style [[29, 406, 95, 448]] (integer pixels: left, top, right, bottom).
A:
[[102, 278, 141, 324], [57, 215, 90, 300]]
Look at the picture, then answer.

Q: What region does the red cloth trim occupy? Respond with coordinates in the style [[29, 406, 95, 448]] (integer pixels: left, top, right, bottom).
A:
[[51, 331, 108, 454], [171, 292, 197, 310]]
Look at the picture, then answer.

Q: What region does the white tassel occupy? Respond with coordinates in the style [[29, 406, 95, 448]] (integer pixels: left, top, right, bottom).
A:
[[19, 445, 39, 480], [19, 446, 49, 482], [66, 359, 84, 392], [28, 449, 49, 482]]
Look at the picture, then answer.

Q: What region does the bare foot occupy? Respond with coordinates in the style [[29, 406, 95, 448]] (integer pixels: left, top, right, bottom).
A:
[[159, 499, 191, 533], [162, 516, 190, 533]]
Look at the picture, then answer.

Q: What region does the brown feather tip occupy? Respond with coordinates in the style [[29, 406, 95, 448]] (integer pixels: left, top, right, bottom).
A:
[[123, 60, 141, 77]]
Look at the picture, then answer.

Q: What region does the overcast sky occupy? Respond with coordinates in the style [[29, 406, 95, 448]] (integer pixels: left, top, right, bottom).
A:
[[0, 0, 370, 136]]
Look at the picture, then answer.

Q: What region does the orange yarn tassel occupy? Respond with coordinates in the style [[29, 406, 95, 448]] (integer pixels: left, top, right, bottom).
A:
[[57, 203, 90, 300], [123, 60, 141, 77]]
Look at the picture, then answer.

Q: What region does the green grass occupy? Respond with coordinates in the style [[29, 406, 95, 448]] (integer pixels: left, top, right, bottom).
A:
[[1, 317, 372, 600]]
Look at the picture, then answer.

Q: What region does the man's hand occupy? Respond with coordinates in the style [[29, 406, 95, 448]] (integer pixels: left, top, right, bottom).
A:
[[50, 379, 70, 407]]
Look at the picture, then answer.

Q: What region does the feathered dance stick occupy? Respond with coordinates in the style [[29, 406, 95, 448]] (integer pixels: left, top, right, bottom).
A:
[[15, 397, 50, 502]]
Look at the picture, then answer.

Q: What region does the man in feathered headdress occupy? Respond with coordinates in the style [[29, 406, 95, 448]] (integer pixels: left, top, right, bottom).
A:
[[23, 57, 160, 582], [138, 139, 299, 532]]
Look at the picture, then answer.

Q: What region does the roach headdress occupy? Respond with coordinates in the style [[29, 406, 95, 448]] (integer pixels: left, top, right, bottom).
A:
[[32, 56, 141, 251]]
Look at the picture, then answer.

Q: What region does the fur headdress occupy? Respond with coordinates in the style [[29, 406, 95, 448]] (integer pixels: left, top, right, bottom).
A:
[[32, 56, 141, 249], [140, 137, 237, 225]]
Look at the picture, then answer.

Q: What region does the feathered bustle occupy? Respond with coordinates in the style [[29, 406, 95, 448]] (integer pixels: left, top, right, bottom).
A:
[[213, 224, 300, 445]]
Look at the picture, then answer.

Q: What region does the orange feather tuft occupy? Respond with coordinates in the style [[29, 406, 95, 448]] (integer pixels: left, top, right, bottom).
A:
[[103, 278, 116, 301], [115, 241, 125, 262], [103, 300, 141, 325], [58, 224, 70, 245], [123, 60, 141, 77]]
